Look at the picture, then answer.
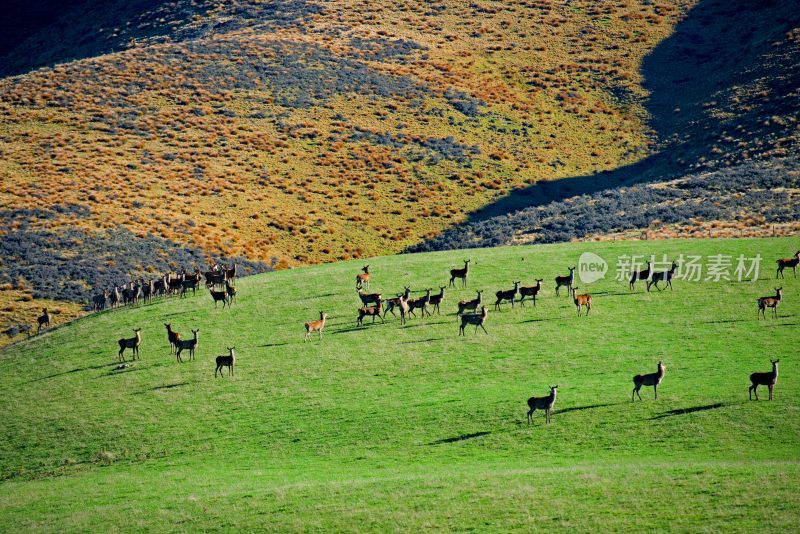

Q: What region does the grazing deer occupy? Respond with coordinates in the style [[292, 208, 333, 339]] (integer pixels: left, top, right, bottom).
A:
[[164, 323, 181, 354], [647, 261, 678, 291], [459, 305, 488, 335], [572, 288, 592, 316], [357, 288, 382, 306], [527, 385, 558, 425], [225, 280, 237, 304], [209, 287, 230, 308], [629, 261, 652, 291], [408, 288, 432, 318], [383, 286, 411, 318], [37, 308, 51, 333], [757, 288, 782, 319], [118, 328, 142, 362], [429, 286, 447, 315], [632, 361, 665, 401], [555, 267, 575, 297], [304, 311, 328, 341], [215, 347, 236, 378], [776, 252, 800, 278], [449, 259, 471, 288], [519, 279, 543, 307], [175, 329, 199, 362], [457, 290, 483, 316], [494, 281, 521, 310], [356, 265, 371, 290], [749, 359, 779, 401], [357, 299, 385, 326]]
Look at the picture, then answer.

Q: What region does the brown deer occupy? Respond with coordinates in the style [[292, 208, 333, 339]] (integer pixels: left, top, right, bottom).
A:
[[632, 361, 665, 401], [304, 311, 328, 341], [749, 359, 779, 400], [407, 288, 432, 318], [647, 261, 678, 291], [357, 288, 382, 306], [357, 299, 385, 326], [527, 385, 558, 425], [356, 265, 371, 290], [164, 323, 181, 354], [209, 287, 230, 308], [397, 294, 410, 325], [175, 329, 199, 362], [555, 267, 575, 296], [449, 260, 471, 288], [36, 308, 51, 333], [429, 286, 447, 315], [118, 328, 142, 362], [226, 263, 237, 282], [494, 281, 521, 310], [572, 288, 592, 316], [383, 286, 411, 318], [180, 271, 202, 298], [459, 305, 488, 335], [225, 280, 237, 304], [757, 288, 782, 319], [776, 252, 800, 278], [215, 347, 236, 378], [519, 279, 543, 307], [457, 290, 483, 316], [629, 261, 652, 291]]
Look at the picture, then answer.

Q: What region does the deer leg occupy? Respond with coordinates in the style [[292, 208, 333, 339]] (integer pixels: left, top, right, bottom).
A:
[[480, 324, 488, 334], [753, 385, 759, 400], [769, 385, 773, 400], [527, 408, 534, 425], [654, 385, 658, 400], [585, 303, 590, 316], [546, 409, 550, 424]]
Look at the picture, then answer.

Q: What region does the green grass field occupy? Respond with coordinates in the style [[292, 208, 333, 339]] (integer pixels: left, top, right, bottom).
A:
[[1, 237, 798, 531]]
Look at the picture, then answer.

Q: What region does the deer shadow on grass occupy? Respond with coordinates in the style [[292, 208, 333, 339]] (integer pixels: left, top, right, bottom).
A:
[[429, 431, 492, 445], [649, 403, 728, 420], [400, 337, 446, 344], [552, 402, 619, 415], [140, 382, 190, 393], [23, 362, 119, 384]]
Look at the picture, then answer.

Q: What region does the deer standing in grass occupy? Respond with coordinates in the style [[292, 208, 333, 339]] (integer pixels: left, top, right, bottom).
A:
[[215, 347, 236, 378], [629, 261, 652, 291], [457, 290, 483, 316], [527, 385, 558, 425], [118, 328, 142, 362], [397, 294, 410, 325], [175, 329, 199, 362], [572, 287, 592, 316], [164, 323, 181, 354], [429, 286, 447, 315], [776, 252, 800, 278], [304, 311, 328, 341], [225, 280, 237, 304], [647, 261, 678, 291], [37, 308, 51, 333], [459, 306, 488, 335], [494, 281, 521, 310], [383, 286, 411, 318], [632, 361, 665, 401], [555, 267, 575, 297], [449, 260, 470, 288], [408, 288, 432, 318], [209, 286, 230, 308], [757, 288, 782, 319], [357, 288, 382, 306], [356, 265, 371, 290], [749, 359, 779, 401], [519, 279, 543, 307], [357, 299, 384, 326]]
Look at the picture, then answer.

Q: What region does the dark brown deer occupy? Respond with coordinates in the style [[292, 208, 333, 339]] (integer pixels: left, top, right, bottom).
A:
[[180, 271, 202, 298], [175, 329, 199, 363], [429, 286, 447, 315], [164, 323, 181, 354], [457, 290, 483, 316], [629, 261, 652, 291], [304, 311, 328, 341], [776, 252, 800, 278], [757, 288, 782, 319], [494, 281, 521, 310], [118, 328, 142, 362], [356, 265, 371, 290], [572, 288, 592, 316], [357, 288, 382, 306], [225, 280, 237, 304], [449, 260, 471, 288], [357, 299, 385, 326], [36, 308, 51, 333], [749, 359, 779, 400], [527, 385, 558, 425], [459, 305, 488, 335], [555, 267, 575, 297], [215, 347, 235, 378], [519, 279, 543, 307], [407, 288, 432, 318], [383, 286, 411, 318], [209, 287, 230, 308], [647, 261, 678, 291], [226, 263, 237, 282], [632, 361, 665, 401]]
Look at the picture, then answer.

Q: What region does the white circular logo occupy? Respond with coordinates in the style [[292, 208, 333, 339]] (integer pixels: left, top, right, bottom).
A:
[[578, 252, 608, 284]]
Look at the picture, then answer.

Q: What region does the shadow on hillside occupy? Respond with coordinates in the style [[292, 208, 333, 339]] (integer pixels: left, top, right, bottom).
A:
[[22, 362, 118, 384], [429, 431, 491, 445], [650, 403, 727, 420], [409, 0, 797, 243], [552, 403, 618, 415]]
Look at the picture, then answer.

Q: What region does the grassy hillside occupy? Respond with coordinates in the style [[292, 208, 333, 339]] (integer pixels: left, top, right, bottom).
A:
[[0, 237, 798, 531]]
